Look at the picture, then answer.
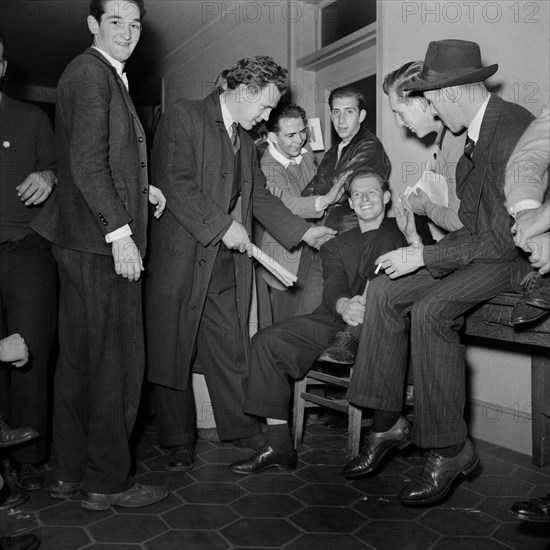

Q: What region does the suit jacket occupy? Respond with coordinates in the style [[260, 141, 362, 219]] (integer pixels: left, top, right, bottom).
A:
[[259, 145, 319, 289], [31, 48, 149, 255], [145, 89, 311, 390], [0, 96, 56, 243], [320, 216, 435, 318], [423, 95, 534, 281], [301, 124, 391, 232]]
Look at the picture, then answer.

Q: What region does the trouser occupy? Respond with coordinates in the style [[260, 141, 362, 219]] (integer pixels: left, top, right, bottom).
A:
[[52, 245, 144, 493], [0, 234, 57, 464]]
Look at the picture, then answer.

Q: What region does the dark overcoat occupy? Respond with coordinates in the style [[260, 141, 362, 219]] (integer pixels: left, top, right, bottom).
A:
[[145, 89, 310, 390]]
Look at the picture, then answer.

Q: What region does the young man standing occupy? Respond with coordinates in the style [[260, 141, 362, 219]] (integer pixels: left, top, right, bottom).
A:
[[145, 57, 335, 473], [32, 0, 167, 510]]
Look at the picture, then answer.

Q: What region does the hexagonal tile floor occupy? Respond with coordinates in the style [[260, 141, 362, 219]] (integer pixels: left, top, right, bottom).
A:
[[2, 416, 550, 549]]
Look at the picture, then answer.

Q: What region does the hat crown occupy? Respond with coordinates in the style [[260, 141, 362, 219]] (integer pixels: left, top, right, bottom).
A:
[[424, 39, 484, 73]]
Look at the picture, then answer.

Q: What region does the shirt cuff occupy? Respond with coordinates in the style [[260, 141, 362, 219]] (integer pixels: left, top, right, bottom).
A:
[[105, 224, 133, 243], [508, 199, 542, 218]]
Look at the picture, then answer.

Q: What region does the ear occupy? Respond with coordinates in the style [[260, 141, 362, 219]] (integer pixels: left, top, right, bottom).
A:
[[348, 195, 354, 210], [359, 109, 367, 124], [383, 190, 391, 205], [87, 15, 99, 36], [267, 131, 278, 144]]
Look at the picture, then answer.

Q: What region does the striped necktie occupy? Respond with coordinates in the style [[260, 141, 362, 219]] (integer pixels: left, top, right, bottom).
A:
[[231, 123, 240, 155], [464, 136, 475, 160]]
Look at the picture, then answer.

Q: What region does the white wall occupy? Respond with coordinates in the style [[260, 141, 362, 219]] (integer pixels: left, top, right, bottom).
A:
[[378, 0, 549, 454]]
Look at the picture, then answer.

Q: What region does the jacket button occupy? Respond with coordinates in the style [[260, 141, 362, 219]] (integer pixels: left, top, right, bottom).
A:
[[102, 221, 108, 226], [198, 259, 206, 266], [138, 136, 144, 142], [221, 172, 227, 178], [141, 161, 146, 168], [142, 188, 148, 194]]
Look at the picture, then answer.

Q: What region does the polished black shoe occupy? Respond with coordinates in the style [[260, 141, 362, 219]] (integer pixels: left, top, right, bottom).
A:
[[16, 463, 45, 492], [165, 444, 194, 472], [343, 416, 411, 478], [318, 330, 358, 365], [509, 494, 550, 522], [0, 534, 40, 550], [0, 419, 39, 448], [51, 480, 82, 499], [81, 482, 169, 511], [399, 439, 478, 506], [525, 273, 550, 310], [229, 445, 298, 475], [231, 434, 264, 451], [0, 484, 29, 510]]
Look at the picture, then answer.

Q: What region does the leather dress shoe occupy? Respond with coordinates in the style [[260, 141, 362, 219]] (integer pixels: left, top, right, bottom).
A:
[[51, 480, 82, 499], [0, 534, 40, 550], [525, 273, 550, 310], [399, 439, 478, 506], [511, 272, 550, 326], [318, 330, 358, 365], [0, 484, 28, 510], [81, 482, 169, 511], [509, 493, 550, 522], [229, 445, 298, 475], [0, 419, 39, 448], [231, 434, 264, 451], [165, 444, 194, 472], [343, 416, 411, 478], [16, 463, 45, 492]]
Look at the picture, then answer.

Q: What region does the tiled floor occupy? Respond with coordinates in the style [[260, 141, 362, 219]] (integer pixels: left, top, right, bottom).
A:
[[2, 416, 550, 550]]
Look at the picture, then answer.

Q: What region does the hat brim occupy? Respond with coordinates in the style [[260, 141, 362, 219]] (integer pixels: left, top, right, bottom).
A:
[[403, 64, 498, 91]]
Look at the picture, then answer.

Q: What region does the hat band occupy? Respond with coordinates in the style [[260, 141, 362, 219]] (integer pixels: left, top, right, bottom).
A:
[[421, 66, 484, 81]]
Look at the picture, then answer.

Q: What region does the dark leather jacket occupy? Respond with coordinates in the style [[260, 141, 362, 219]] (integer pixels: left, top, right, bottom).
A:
[[302, 125, 391, 232]]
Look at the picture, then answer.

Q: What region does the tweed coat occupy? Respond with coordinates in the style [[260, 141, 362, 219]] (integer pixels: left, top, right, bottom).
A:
[[145, 89, 311, 390], [32, 48, 149, 256]]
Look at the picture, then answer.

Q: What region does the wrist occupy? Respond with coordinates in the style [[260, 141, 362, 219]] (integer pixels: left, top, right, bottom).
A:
[[335, 297, 349, 315], [315, 196, 327, 212]]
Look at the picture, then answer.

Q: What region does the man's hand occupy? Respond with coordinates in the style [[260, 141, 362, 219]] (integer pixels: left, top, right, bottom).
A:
[[266, 183, 283, 199], [149, 185, 167, 219], [320, 169, 353, 209], [336, 294, 366, 326], [376, 243, 425, 279], [112, 236, 144, 281], [406, 188, 433, 216], [302, 226, 337, 250], [395, 195, 421, 243], [524, 232, 550, 275], [16, 170, 56, 206], [513, 203, 550, 249], [222, 220, 252, 255], [0, 334, 29, 367]]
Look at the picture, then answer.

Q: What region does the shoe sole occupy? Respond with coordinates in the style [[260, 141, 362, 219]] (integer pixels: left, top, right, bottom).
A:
[[230, 463, 297, 475], [400, 455, 479, 506], [0, 431, 40, 448], [317, 354, 354, 365], [508, 509, 550, 522], [0, 491, 29, 510], [344, 437, 412, 479], [81, 490, 169, 511], [526, 299, 550, 311]]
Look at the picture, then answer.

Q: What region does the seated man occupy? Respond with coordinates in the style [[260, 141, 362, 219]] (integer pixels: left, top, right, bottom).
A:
[[229, 168, 432, 474], [504, 101, 550, 326], [343, 39, 534, 507]]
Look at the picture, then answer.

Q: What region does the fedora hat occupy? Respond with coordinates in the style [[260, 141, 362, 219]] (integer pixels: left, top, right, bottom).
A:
[[403, 39, 498, 92]]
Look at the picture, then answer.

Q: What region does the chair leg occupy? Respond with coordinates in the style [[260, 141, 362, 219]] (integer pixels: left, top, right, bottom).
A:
[[293, 377, 307, 450], [348, 403, 362, 458]]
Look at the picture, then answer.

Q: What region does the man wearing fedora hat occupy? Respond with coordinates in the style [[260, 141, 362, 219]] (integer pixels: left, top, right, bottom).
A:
[[343, 39, 534, 506]]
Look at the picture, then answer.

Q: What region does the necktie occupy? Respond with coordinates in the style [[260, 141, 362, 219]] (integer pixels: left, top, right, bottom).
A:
[[464, 136, 475, 160], [231, 122, 240, 155]]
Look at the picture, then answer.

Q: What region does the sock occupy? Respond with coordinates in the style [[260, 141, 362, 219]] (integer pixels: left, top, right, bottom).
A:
[[372, 410, 401, 433], [266, 422, 293, 452], [435, 441, 465, 458]]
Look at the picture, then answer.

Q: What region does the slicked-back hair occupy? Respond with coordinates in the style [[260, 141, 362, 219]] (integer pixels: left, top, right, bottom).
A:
[[90, 0, 146, 23], [266, 103, 306, 134], [225, 56, 288, 94], [347, 168, 390, 195], [382, 61, 426, 105], [328, 85, 366, 112]]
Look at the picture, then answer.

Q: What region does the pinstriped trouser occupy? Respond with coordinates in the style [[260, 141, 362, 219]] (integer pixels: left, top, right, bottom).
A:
[[347, 262, 515, 449]]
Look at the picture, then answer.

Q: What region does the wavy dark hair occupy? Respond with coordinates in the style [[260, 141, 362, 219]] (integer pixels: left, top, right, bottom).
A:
[[225, 56, 287, 94], [90, 0, 146, 23], [266, 103, 306, 134]]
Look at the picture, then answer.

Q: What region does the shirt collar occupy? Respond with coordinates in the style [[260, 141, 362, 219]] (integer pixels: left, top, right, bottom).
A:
[[268, 142, 306, 167], [92, 46, 128, 89], [219, 95, 235, 136], [467, 94, 490, 143]]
